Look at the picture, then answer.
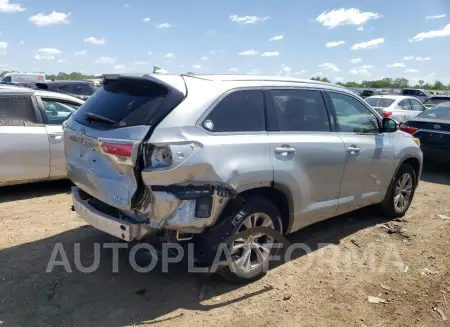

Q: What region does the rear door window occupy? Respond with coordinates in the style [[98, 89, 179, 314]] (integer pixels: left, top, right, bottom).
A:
[[269, 89, 330, 132], [399, 100, 413, 111], [201, 89, 265, 133], [41, 99, 80, 125], [65, 83, 94, 96], [73, 77, 182, 129], [409, 98, 425, 111], [0, 94, 39, 126]]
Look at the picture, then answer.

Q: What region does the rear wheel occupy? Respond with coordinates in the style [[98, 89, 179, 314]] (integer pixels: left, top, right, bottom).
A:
[[380, 164, 417, 217], [195, 197, 282, 284]]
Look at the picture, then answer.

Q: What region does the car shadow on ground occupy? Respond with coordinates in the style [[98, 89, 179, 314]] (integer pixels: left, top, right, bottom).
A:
[[420, 161, 450, 186], [0, 180, 72, 204], [0, 206, 392, 327]]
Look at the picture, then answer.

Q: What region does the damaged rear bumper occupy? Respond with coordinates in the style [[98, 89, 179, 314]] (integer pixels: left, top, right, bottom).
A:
[[71, 183, 235, 240]]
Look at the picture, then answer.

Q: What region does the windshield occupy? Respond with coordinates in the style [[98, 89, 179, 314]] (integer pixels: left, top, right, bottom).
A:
[[365, 97, 395, 107], [417, 106, 450, 120]]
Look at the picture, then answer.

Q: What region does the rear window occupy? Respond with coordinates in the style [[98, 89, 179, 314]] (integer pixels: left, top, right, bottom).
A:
[[365, 97, 395, 108], [73, 78, 183, 128], [361, 90, 374, 96], [424, 97, 450, 106], [418, 106, 450, 120]]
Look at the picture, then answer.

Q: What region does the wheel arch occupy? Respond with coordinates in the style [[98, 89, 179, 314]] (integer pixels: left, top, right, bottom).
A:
[[237, 183, 294, 235], [395, 155, 422, 187]]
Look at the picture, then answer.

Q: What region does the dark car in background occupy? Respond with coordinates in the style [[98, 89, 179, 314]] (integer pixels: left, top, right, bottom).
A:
[[34, 80, 97, 101], [423, 96, 450, 109], [400, 105, 450, 163], [401, 88, 432, 103], [360, 89, 380, 98]]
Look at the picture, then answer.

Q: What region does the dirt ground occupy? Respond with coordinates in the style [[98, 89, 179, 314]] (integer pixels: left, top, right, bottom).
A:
[[1, 164, 450, 327]]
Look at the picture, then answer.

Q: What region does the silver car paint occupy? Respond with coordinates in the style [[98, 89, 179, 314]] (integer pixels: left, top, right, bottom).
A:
[[66, 75, 423, 240], [0, 88, 84, 186]]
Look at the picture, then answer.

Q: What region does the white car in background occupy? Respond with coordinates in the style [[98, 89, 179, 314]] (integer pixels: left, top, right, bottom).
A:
[[0, 86, 84, 186], [364, 95, 427, 123]]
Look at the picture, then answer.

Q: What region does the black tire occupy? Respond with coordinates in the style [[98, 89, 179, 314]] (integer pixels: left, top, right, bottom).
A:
[[379, 164, 417, 218], [194, 196, 282, 284]]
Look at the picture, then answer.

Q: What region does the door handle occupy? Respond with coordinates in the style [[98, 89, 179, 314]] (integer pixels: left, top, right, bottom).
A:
[[346, 145, 361, 154], [49, 133, 63, 140], [275, 146, 296, 155]]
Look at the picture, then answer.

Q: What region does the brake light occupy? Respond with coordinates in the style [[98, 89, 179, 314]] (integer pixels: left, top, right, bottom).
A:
[[383, 112, 393, 118], [399, 124, 418, 135], [101, 142, 133, 157]]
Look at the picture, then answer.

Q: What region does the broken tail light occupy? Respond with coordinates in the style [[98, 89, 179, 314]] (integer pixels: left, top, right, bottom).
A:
[[100, 141, 134, 165]]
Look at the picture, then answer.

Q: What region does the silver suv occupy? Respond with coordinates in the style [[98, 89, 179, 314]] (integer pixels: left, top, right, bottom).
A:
[[64, 74, 423, 282]]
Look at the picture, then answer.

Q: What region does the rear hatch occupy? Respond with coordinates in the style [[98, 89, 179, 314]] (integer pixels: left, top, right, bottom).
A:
[[63, 74, 186, 211]]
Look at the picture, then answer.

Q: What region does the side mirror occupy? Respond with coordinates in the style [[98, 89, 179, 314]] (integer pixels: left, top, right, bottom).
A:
[[381, 117, 399, 133]]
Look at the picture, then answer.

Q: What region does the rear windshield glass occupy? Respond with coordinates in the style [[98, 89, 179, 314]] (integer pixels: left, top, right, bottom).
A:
[[365, 97, 395, 107], [361, 90, 374, 96], [73, 78, 174, 128], [424, 97, 450, 105], [418, 106, 450, 120]]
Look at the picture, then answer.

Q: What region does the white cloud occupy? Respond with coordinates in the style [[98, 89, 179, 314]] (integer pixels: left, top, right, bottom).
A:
[[359, 64, 373, 69], [350, 68, 370, 75], [387, 62, 406, 68], [318, 63, 340, 72], [351, 37, 384, 50], [142, 17, 151, 23], [238, 49, 259, 56], [34, 48, 61, 60], [269, 34, 283, 41], [0, 42, 7, 50], [0, 0, 25, 12], [0, 64, 8, 68], [164, 52, 174, 58], [84, 36, 105, 45], [74, 50, 87, 56], [425, 14, 446, 20], [147, 51, 152, 55], [293, 70, 308, 75], [206, 29, 216, 35], [228, 68, 238, 72], [316, 8, 381, 29], [134, 61, 148, 66], [57, 59, 66, 63], [29, 11, 71, 26], [334, 77, 344, 82], [230, 14, 269, 24], [277, 64, 292, 76], [325, 40, 345, 48], [416, 56, 431, 61], [156, 23, 171, 29], [350, 58, 362, 64], [96, 56, 116, 64], [192, 64, 202, 69], [201, 56, 208, 61], [357, 26, 364, 31], [114, 65, 126, 69], [402, 55, 414, 60], [314, 72, 324, 76], [19, 40, 24, 45], [411, 23, 450, 42], [247, 68, 260, 75], [209, 50, 216, 55], [124, 3, 129, 8], [261, 51, 279, 57], [405, 69, 419, 73]]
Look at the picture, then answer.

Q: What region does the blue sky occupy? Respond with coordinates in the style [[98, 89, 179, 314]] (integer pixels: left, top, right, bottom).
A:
[[0, 0, 449, 83]]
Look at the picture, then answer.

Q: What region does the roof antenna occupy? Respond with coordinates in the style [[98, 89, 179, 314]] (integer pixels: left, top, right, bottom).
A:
[[153, 65, 168, 74]]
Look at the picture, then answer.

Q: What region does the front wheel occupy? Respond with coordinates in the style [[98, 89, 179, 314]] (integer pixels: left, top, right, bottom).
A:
[[379, 164, 417, 217]]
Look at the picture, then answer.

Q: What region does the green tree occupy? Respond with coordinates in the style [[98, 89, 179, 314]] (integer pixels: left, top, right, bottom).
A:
[[418, 80, 424, 87]]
